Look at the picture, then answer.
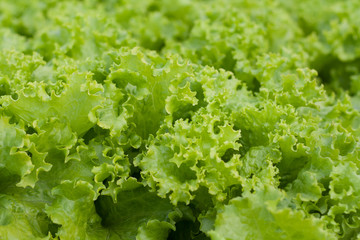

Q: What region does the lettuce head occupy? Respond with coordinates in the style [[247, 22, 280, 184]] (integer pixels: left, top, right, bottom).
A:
[[0, 0, 360, 239]]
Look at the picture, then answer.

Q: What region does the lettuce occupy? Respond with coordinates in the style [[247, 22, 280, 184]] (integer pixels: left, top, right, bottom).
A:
[[0, 0, 360, 239]]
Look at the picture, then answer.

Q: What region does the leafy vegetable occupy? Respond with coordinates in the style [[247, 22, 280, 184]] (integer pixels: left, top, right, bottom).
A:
[[0, 0, 360, 239]]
